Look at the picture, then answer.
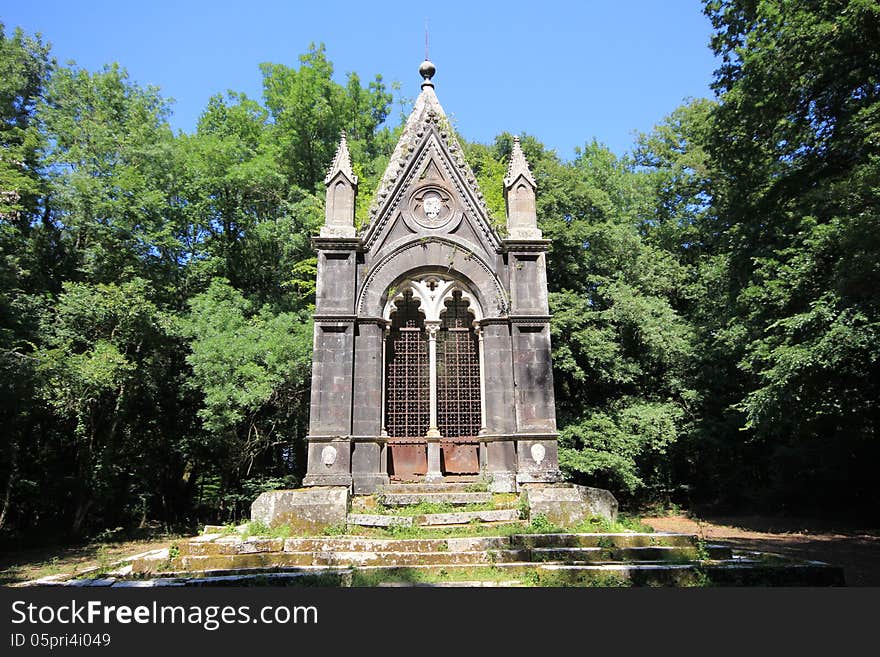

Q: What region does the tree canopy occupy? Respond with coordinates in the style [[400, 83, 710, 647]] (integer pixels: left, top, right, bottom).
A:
[[1, 1, 878, 537]]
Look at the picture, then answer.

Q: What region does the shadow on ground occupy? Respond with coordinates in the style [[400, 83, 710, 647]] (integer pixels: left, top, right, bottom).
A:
[[0, 533, 187, 586], [642, 515, 880, 586]]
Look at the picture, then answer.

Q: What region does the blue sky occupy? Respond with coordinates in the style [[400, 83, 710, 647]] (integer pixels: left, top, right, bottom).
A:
[[3, 0, 718, 158]]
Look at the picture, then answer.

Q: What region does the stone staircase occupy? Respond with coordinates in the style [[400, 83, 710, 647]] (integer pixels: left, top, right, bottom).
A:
[[349, 482, 521, 528], [21, 484, 845, 587], [111, 529, 843, 587]]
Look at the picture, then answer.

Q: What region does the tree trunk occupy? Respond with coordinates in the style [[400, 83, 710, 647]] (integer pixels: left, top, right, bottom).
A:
[[0, 439, 19, 530]]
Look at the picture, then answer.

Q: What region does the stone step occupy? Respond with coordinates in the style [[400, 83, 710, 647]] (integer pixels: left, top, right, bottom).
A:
[[177, 531, 706, 558], [511, 533, 700, 549], [381, 483, 487, 493], [529, 545, 733, 563], [379, 491, 493, 506], [181, 535, 513, 557], [283, 536, 511, 553], [140, 543, 735, 573], [418, 508, 520, 526], [122, 560, 844, 587], [179, 537, 284, 557], [347, 514, 414, 528], [163, 549, 529, 572], [375, 580, 524, 587]]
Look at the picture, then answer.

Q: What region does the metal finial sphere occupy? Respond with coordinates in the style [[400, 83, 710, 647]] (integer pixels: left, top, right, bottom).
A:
[[419, 60, 436, 81]]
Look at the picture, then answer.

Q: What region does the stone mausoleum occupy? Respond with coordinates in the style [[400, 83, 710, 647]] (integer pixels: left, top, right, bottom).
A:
[[302, 60, 560, 495]]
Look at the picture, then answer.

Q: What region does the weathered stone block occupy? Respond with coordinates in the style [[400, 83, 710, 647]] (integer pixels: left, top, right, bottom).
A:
[[521, 483, 618, 526], [418, 508, 519, 526], [347, 513, 413, 528], [250, 487, 349, 532]]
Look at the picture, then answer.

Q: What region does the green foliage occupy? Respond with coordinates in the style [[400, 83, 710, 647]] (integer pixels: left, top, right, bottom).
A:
[[321, 523, 348, 537], [180, 279, 311, 434], [689, 0, 880, 509], [242, 521, 291, 539], [1, 3, 878, 542], [526, 514, 562, 534], [0, 23, 50, 220]]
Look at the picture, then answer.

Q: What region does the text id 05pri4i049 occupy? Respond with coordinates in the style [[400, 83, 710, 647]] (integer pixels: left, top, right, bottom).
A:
[[11, 632, 111, 650]]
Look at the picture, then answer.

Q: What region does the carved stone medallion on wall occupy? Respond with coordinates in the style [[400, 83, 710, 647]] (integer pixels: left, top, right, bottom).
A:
[[406, 183, 458, 231]]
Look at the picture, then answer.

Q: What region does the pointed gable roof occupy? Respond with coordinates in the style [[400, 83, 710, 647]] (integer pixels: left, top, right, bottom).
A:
[[504, 136, 536, 188], [362, 62, 501, 252], [324, 130, 357, 186]]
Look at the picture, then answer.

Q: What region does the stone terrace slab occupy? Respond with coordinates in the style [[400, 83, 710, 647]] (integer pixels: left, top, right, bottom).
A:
[[381, 483, 487, 493], [418, 508, 519, 526], [511, 533, 699, 548], [379, 492, 492, 506], [347, 514, 414, 527]]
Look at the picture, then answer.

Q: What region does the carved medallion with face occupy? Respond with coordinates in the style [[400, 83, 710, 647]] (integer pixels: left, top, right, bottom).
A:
[[424, 194, 442, 219], [409, 184, 454, 229]]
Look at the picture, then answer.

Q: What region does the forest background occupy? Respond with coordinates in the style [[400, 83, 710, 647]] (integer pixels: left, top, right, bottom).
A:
[[1, 0, 877, 540]]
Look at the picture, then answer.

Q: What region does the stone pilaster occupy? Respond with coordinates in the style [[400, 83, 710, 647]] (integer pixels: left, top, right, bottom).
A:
[[350, 318, 389, 494], [479, 319, 518, 492], [304, 234, 360, 488]]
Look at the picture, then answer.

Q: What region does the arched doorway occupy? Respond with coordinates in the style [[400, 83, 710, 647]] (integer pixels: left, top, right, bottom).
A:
[[383, 277, 485, 480]]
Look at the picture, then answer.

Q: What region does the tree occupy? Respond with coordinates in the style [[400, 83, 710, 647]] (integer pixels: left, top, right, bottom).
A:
[[178, 279, 312, 519], [700, 0, 880, 510], [0, 24, 53, 530]]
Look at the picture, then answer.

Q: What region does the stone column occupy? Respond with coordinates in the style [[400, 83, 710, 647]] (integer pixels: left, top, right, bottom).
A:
[[302, 232, 360, 488], [480, 320, 518, 492], [303, 132, 361, 489], [505, 242, 560, 486], [380, 324, 389, 436], [476, 325, 488, 434], [350, 318, 388, 494], [425, 321, 443, 482], [425, 321, 441, 439]]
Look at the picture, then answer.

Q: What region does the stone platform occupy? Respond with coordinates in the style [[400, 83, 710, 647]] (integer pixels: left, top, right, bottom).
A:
[[248, 482, 619, 531], [22, 530, 844, 587], [19, 483, 845, 587]]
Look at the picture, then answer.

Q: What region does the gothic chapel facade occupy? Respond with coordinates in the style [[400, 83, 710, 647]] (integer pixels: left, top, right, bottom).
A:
[[303, 61, 560, 494]]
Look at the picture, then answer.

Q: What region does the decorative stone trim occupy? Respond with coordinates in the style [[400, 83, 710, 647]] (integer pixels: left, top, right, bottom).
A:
[[312, 236, 362, 251], [502, 239, 551, 252], [356, 236, 507, 317], [306, 435, 353, 443], [354, 316, 389, 327], [477, 317, 512, 326], [314, 315, 357, 322], [509, 315, 552, 323], [382, 276, 483, 323]]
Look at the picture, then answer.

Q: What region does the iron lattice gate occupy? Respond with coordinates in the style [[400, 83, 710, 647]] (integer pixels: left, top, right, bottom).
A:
[[386, 296, 429, 478], [437, 294, 481, 473], [386, 325, 430, 439]]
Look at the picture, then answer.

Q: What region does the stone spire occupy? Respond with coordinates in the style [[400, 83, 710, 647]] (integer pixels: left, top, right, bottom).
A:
[[324, 130, 357, 186], [321, 131, 358, 238], [503, 136, 541, 240], [504, 136, 536, 189]]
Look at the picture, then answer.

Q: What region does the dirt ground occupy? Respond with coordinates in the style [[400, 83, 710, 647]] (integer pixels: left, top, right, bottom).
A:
[[0, 534, 186, 586], [642, 514, 880, 586]]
